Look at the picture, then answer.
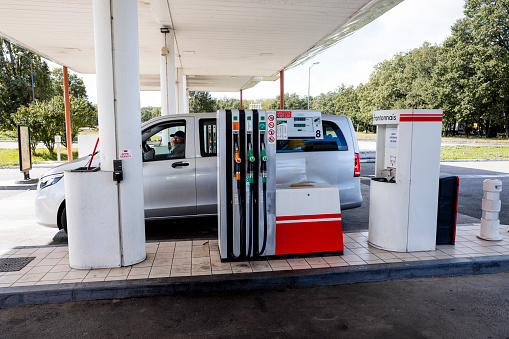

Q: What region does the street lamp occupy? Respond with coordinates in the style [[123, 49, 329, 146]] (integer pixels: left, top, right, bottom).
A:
[[16, 52, 36, 105], [308, 61, 320, 110]]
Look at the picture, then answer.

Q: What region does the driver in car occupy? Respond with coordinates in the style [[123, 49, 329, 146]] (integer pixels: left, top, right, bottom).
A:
[[169, 130, 185, 158]]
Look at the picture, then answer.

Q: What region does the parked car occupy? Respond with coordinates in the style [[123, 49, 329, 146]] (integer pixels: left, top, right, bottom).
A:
[[35, 112, 362, 232]]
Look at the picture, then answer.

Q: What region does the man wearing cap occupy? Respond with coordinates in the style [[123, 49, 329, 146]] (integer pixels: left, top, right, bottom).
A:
[[169, 130, 185, 158]]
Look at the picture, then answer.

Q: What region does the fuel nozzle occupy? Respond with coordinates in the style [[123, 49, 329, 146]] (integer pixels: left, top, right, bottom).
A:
[[260, 141, 267, 183], [247, 141, 255, 187], [234, 142, 242, 186]]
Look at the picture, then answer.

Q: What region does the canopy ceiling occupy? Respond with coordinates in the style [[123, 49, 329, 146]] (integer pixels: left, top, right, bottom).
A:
[[0, 0, 403, 92]]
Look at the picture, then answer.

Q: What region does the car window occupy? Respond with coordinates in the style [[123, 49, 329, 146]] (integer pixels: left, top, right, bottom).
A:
[[276, 120, 348, 153], [199, 119, 217, 157], [142, 121, 186, 161]]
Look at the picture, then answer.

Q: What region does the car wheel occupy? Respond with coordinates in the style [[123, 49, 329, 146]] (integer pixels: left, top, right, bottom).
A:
[[60, 206, 68, 234]]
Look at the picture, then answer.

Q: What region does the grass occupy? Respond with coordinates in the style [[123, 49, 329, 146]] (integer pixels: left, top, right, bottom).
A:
[[0, 130, 17, 140], [0, 128, 98, 141], [440, 145, 509, 160], [0, 148, 79, 167]]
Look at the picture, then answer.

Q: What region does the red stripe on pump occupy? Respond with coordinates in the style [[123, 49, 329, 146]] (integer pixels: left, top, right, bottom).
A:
[[276, 213, 342, 222], [400, 117, 443, 122]]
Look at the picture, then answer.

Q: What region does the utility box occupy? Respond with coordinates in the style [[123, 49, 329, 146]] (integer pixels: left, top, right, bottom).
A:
[[368, 109, 443, 252]]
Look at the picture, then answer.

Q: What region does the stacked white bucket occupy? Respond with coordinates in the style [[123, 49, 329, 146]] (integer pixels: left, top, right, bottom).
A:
[[477, 179, 503, 241]]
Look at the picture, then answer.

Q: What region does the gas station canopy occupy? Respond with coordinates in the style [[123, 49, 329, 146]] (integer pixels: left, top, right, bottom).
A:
[[0, 0, 402, 92]]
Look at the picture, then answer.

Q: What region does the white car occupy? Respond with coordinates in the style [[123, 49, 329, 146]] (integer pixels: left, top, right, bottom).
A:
[[35, 113, 362, 232]]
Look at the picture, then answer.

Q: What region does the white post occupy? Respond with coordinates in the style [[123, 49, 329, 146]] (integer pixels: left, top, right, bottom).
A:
[[92, 0, 146, 266], [160, 28, 177, 116], [477, 179, 503, 241], [55, 135, 61, 162]]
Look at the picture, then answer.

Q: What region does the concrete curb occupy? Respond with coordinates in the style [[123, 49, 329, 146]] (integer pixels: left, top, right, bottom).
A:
[[0, 184, 37, 190], [2, 255, 508, 307]]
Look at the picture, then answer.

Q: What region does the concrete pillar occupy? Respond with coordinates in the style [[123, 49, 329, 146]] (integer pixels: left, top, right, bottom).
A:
[[92, 0, 146, 266], [160, 28, 177, 115], [176, 68, 187, 114], [184, 89, 189, 114]]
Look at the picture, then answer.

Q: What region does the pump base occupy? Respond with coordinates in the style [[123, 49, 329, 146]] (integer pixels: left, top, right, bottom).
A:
[[220, 251, 344, 263]]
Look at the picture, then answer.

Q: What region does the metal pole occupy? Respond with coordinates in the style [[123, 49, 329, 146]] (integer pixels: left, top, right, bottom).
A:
[[308, 62, 319, 110], [63, 66, 73, 161], [29, 58, 35, 105]]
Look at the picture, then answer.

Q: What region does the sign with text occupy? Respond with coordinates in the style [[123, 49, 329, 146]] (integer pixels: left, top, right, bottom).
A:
[[17, 125, 32, 172]]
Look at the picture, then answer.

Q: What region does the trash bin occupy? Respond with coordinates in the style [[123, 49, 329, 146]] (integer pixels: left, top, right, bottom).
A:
[[65, 169, 123, 269], [436, 176, 459, 245]]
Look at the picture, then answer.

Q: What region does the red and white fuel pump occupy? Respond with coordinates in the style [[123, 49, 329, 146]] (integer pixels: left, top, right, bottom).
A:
[[217, 109, 344, 260]]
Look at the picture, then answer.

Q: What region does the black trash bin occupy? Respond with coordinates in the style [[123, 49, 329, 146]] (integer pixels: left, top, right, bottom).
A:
[[436, 176, 460, 245]]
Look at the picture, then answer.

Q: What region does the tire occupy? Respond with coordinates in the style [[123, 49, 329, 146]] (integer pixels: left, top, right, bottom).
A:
[[60, 206, 68, 234]]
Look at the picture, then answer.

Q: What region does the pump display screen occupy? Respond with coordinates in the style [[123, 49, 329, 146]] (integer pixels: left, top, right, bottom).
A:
[[276, 111, 322, 140]]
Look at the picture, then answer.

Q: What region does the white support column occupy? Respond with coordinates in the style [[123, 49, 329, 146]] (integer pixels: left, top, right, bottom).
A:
[[176, 68, 187, 114], [160, 28, 177, 115], [92, 0, 146, 266], [184, 89, 189, 113]]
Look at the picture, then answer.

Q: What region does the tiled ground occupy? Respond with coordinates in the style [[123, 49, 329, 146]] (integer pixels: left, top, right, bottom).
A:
[[1, 225, 508, 288]]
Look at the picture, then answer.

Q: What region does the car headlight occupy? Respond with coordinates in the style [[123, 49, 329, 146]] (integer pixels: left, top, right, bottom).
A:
[[39, 174, 64, 190]]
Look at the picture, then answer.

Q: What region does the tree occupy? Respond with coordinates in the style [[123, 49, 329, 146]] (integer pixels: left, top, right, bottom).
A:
[[263, 93, 308, 110], [141, 106, 161, 123], [0, 38, 53, 129], [188, 91, 216, 113], [50, 68, 88, 99], [312, 85, 364, 127], [435, 0, 509, 137], [13, 96, 97, 154]]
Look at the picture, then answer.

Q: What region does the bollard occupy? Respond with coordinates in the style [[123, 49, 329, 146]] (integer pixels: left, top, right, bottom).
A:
[[477, 179, 503, 241], [55, 135, 61, 162]]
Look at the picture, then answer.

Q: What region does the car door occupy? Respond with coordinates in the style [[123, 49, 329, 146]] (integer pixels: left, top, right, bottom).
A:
[[142, 117, 197, 218]]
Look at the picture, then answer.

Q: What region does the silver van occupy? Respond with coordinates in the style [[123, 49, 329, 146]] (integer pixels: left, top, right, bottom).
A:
[[35, 112, 362, 231]]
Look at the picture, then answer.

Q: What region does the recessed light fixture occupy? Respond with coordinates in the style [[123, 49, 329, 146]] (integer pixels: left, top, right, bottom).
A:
[[260, 53, 273, 57], [231, 76, 238, 79], [182, 51, 195, 55]]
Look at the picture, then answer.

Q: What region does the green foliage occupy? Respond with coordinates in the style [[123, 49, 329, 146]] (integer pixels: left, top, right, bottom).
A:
[[215, 97, 242, 110], [312, 85, 365, 129], [189, 91, 217, 113], [0, 38, 53, 129], [433, 0, 509, 138], [0, 129, 17, 140], [12, 96, 97, 155], [141, 106, 161, 123], [50, 68, 88, 99], [358, 43, 440, 117], [264, 93, 308, 110]]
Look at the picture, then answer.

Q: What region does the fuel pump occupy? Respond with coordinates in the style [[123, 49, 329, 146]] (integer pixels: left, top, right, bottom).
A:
[[218, 109, 341, 261]]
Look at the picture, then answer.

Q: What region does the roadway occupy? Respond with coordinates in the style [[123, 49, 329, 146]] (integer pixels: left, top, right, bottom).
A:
[[1, 273, 508, 337]]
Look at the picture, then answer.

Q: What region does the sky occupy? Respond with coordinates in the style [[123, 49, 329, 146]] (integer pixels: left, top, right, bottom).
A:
[[79, 0, 466, 107]]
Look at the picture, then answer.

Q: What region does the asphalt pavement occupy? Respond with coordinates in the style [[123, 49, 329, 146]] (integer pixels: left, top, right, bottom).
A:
[[1, 273, 508, 338]]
